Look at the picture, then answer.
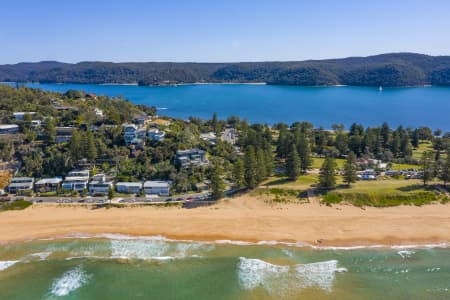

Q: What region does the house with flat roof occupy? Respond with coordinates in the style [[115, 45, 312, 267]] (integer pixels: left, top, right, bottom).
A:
[[13, 112, 36, 121], [62, 170, 90, 192], [35, 178, 63, 193], [123, 124, 146, 145], [55, 127, 74, 144], [200, 132, 216, 145], [143, 181, 170, 196], [7, 177, 34, 194], [88, 174, 113, 195], [0, 124, 19, 134], [176, 149, 208, 168], [148, 128, 165, 142], [116, 182, 143, 194]]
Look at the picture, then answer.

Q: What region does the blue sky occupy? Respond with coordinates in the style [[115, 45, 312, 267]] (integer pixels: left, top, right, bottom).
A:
[[1, 0, 450, 63]]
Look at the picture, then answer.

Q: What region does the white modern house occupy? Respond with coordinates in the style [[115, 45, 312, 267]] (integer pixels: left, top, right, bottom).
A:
[[116, 182, 143, 194], [7, 177, 34, 194], [62, 170, 90, 192], [13, 112, 36, 121], [94, 108, 104, 118], [88, 174, 113, 195], [0, 124, 19, 134], [148, 128, 165, 142], [123, 124, 146, 145], [143, 181, 171, 196]]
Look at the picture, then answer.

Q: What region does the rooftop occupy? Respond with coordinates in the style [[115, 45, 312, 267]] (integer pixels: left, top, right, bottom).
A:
[[143, 181, 171, 188], [35, 178, 63, 185]]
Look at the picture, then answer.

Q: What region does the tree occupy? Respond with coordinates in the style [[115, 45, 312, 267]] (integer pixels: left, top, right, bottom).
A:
[[420, 151, 435, 186], [85, 131, 97, 161], [256, 148, 267, 182], [210, 161, 225, 200], [232, 158, 245, 189], [319, 157, 337, 189], [244, 146, 257, 188], [43, 118, 56, 143], [343, 152, 358, 186], [286, 144, 301, 181], [108, 186, 115, 204], [438, 150, 450, 187], [297, 132, 312, 173]]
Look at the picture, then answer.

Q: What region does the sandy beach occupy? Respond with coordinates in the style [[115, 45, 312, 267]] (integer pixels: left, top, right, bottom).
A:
[[1, 195, 450, 246]]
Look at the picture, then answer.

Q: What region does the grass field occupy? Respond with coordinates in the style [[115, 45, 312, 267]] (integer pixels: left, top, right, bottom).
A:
[[412, 140, 434, 159], [311, 157, 345, 169], [262, 174, 319, 190], [321, 179, 447, 207]]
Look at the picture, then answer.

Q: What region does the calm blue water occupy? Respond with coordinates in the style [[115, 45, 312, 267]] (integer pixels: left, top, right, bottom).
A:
[[18, 83, 450, 130]]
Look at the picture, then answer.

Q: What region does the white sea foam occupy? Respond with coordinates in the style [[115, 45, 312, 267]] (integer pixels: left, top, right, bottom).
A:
[[33, 233, 450, 251], [0, 260, 19, 271], [237, 257, 346, 295], [50, 265, 91, 297], [111, 239, 171, 260], [397, 250, 415, 259], [30, 252, 52, 260]]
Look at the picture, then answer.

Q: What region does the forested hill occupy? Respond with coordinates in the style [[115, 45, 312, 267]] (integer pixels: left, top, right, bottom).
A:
[[2, 53, 450, 87]]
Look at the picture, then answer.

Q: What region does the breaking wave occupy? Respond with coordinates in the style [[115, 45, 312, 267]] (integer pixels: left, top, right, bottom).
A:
[[50, 265, 91, 297], [0, 260, 19, 271], [237, 257, 346, 296]]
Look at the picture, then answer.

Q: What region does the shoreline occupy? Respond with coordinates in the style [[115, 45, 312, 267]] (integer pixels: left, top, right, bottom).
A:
[[1, 196, 450, 247]]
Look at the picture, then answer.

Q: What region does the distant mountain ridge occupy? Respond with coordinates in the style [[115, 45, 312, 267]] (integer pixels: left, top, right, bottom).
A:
[[1, 53, 450, 87]]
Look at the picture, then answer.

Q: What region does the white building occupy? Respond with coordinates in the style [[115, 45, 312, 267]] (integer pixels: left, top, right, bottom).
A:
[[116, 182, 143, 194], [0, 124, 19, 134], [7, 177, 34, 194], [13, 112, 36, 121], [148, 128, 165, 142], [143, 181, 171, 196], [94, 108, 104, 118], [62, 170, 90, 192], [89, 174, 113, 195]]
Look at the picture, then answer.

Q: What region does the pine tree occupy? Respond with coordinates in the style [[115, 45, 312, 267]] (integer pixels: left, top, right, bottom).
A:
[[256, 148, 267, 182], [319, 157, 337, 189], [210, 162, 226, 200], [343, 152, 358, 186], [244, 146, 257, 188], [264, 148, 273, 177], [232, 158, 245, 189], [438, 150, 450, 187], [286, 144, 301, 181], [298, 133, 312, 173], [43, 118, 56, 143], [420, 151, 435, 186], [69, 130, 82, 162], [86, 131, 98, 161]]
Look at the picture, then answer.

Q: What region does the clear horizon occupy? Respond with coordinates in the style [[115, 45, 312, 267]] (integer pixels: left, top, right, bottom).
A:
[[1, 0, 450, 64]]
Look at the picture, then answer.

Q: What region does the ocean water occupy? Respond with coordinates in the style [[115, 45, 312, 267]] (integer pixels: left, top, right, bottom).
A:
[[16, 83, 450, 130], [1, 236, 449, 299]]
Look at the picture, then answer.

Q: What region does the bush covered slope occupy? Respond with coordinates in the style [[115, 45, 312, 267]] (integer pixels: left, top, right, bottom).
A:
[[2, 53, 450, 87]]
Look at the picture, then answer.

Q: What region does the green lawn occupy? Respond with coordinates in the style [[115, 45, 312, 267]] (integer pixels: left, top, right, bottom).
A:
[[312, 157, 345, 169], [322, 179, 447, 207], [390, 163, 419, 170], [262, 174, 319, 190], [412, 140, 434, 159]]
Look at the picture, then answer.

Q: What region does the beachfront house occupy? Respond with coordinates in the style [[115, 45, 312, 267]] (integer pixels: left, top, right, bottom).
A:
[[0, 124, 19, 134], [13, 112, 36, 121], [143, 181, 171, 196], [88, 174, 113, 195], [175, 149, 208, 168], [62, 170, 90, 192], [148, 128, 165, 142], [7, 177, 34, 194], [34, 178, 63, 193], [116, 182, 143, 194]]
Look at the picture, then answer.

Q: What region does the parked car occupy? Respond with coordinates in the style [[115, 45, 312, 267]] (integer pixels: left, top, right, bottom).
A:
[[166, 198, 173, 202], [176, 197, 184, 201]]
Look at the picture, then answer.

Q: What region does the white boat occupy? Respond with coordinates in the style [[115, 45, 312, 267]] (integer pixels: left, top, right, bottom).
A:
[[379, 86, 383, 92]]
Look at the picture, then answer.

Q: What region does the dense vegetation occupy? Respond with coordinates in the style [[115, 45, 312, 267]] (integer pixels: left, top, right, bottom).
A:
[[0, 85, 449, 201], [3, 53, 450, 87]]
